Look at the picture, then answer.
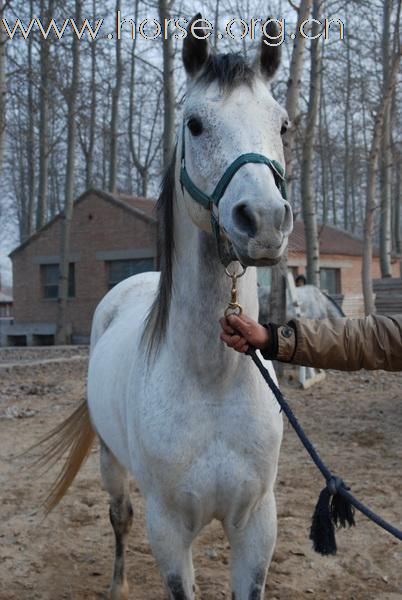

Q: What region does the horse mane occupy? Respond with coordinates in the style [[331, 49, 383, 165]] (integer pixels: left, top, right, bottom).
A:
[[142, 146, 176, 358], [142, 53, 256, 358]]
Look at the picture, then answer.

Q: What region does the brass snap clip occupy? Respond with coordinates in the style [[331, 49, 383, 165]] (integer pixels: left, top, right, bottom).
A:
[[224, 264, 246, 317]]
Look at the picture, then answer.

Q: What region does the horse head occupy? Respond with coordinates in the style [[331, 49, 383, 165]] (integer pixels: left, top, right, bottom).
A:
[[179, 14, 293, 267]]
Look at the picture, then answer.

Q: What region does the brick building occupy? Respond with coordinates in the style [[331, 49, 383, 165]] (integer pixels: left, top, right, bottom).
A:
[[3, 189, 157, 345], [288, 221, 400, 316], [3, 194, 400, 346]]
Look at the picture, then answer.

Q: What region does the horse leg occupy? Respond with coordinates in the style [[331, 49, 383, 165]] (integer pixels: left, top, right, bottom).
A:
[[100, 442, 133, 600], [225, 492, 277, 600], [145, 497, 195, 600]]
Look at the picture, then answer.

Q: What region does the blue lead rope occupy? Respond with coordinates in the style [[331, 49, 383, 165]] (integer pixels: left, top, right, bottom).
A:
[[246, 348, 402, 555]]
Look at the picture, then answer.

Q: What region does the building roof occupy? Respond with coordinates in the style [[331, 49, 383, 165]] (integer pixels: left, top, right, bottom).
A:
[[9, 189, 380, 261], [288, 220, 379, 257], [10, 189, 157, 258], [115, 194, 157, 218]]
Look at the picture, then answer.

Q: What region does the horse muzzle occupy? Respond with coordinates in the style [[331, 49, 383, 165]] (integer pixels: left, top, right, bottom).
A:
[[221, 196, 293, 266]]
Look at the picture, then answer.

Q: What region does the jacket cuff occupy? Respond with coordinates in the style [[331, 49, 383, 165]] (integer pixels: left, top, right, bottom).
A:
[[261, 322, 297, 362], [260, 323, 278, 359]]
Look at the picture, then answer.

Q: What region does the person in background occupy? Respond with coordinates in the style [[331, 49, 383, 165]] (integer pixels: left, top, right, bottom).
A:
[[295, 274, 307, 287], [219, 313, 402, 371]]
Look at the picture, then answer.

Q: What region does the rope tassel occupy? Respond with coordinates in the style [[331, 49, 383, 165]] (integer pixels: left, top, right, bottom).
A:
[[310, 476, 355, 555]]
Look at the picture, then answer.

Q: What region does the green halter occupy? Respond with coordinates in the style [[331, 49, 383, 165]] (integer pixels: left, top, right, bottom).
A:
[[179, 122, 287, 211]]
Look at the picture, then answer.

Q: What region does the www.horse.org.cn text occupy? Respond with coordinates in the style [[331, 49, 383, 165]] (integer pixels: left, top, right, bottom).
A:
[[0, 14, 345, 45]]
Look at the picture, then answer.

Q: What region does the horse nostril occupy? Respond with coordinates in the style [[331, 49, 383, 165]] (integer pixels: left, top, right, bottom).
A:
[[275, 201, 292, 234], [281, 202, 293, 234], [233, 203, 259, 237]]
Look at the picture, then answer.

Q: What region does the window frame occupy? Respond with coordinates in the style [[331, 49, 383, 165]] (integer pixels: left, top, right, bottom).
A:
[[41, 263, 76, 300], [319, 267, 341, 295], [107, 258, 155, 290]]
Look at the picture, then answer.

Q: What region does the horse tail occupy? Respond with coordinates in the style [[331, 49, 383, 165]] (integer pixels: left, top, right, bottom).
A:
[[35, 400, 96, 513]]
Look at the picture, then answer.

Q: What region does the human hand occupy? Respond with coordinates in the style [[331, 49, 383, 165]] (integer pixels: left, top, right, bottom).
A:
[[219, 313, 270, 353]]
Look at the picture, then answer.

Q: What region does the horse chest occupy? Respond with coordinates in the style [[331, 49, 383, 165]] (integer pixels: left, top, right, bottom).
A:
[[136, 378, 282, 507]]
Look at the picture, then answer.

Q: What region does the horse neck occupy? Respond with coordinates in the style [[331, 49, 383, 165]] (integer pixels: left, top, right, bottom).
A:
[[165, 185, 259, 381]]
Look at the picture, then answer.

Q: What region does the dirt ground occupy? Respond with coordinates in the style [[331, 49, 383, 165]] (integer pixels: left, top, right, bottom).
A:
[[0, 347, 401, 600]]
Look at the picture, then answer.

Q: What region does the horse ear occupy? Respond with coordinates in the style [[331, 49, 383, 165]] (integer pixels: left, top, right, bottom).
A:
[[183, 13, 210, 77], [260, 19, 281, 79]]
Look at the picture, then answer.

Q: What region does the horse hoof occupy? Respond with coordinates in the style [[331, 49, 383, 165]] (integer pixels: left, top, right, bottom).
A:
[[110, 580, 129, 600]]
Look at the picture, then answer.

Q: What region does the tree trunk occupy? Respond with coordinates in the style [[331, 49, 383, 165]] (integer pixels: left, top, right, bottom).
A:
[[270, 0, 313, 340], [350, 103, 358, 233], [56, 0, 81, 345], [379, 0, 393, 277], [85, 0, 97, 189], [343, 12, 351, 231], [0, 0, 6, 182], [109, 0, 122, 192], [128, 0, 147, 195], [158, 0, 175, 172], [318, 46, 328, 225], [394, 149, 401, 254], [37, 0, 52, 229], [26, 0, 35, 238], [283, 0, 313, 189], [300, 0, 322, 287], [362, 4, 401, 314]]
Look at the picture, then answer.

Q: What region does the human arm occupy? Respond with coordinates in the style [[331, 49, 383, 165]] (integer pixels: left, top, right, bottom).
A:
[[220, 313, 402, 372], [280, 314, 402, 371]]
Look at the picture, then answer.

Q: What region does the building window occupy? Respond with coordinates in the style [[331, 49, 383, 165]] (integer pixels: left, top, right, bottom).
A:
[[107, 258, 154, 289], [41, 263, 75, 299], [320, 268, 341, 295]]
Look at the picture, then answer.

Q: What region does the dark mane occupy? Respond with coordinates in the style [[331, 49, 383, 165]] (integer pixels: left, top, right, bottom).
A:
[[198, 53, 256, 92], [141, 147, 176, 358], [142, 54, 254, 358]]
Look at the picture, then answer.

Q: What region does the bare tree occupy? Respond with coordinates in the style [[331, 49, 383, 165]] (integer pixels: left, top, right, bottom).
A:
[[270, 0, 313, 336], [78, 0, 98, 189], [26, 0, 36, 238], [379, 0, 393, 277], [0, 0, 8, 182], [284, 0, 313, 193], [109, 0, 122, 192], [158, 0, 176, 171], [56, 0, 82, 344], [394, 144, 402, 254], [36, 0, 53, 229], [362, 0, 401, 314], [300, 0, 322, 287], [127, 0, 163, 196]]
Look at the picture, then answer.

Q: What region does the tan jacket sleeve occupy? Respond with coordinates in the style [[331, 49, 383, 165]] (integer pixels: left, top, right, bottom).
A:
[[274, 314, 402, 371]]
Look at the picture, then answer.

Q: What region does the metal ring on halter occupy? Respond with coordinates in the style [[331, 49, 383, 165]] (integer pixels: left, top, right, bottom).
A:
[[225, 264, 247, 279]]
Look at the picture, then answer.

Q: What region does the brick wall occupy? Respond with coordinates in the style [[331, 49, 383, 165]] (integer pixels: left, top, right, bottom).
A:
[[11, 192, 157, 338]]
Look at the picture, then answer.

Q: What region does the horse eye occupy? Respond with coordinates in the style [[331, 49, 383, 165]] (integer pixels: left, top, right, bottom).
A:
[[280, 121, 289, 135], [187, 117, 203, 136]]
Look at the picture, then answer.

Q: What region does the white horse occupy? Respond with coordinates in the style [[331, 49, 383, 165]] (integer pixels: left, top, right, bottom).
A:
[[43, 15, 293, 600], [258, 284, 345, 324]]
